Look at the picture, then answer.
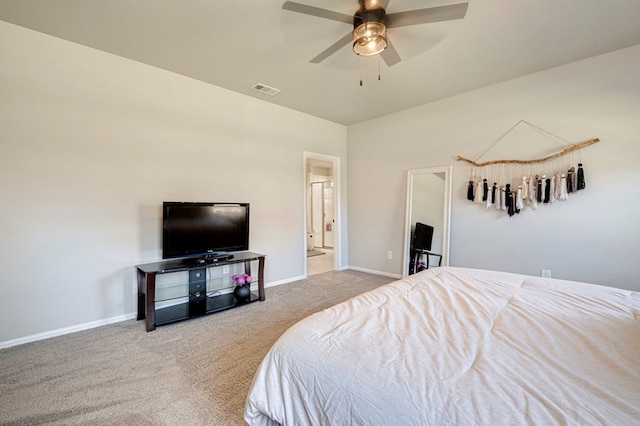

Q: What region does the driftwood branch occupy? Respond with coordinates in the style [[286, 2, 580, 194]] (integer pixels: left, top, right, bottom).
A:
[[457, 138, 600, 167]]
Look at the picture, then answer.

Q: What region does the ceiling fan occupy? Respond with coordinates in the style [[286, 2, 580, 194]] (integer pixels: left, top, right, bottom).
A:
[[282, 0, 469, 67]]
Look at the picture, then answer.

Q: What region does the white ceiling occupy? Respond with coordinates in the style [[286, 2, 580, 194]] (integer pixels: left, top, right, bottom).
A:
[[1, 0, 639, 125]]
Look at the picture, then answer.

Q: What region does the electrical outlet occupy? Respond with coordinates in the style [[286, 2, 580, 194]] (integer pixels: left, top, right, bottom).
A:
[[387, 251, 393, 260], [541, 269, 551, 278]]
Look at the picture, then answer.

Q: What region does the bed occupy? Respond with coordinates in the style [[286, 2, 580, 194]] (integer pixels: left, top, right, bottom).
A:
[[245, 267, 640, 425]]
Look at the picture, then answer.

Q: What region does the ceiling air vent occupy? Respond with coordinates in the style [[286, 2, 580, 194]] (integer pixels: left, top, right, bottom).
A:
[[251, 83, 281, 96]]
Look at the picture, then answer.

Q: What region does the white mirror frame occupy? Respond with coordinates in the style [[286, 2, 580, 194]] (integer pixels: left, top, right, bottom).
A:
[[402, 165, 453, 277]]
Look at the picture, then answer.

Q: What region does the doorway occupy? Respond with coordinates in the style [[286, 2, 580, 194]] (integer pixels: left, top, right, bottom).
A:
[[304, 153, 340, 276], [310, 181, 334, 248]]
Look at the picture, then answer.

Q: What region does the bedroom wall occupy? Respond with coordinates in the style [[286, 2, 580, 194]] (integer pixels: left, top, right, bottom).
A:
[[0, 21, 347, 346], [347, 44, 640, 291]]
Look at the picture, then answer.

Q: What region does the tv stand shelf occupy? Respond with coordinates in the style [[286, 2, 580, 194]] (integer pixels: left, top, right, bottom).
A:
[[136, 251, 265, 331]]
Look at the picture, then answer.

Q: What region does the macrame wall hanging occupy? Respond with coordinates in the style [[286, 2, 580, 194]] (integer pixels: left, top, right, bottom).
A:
[[457, 120, 600, 217]]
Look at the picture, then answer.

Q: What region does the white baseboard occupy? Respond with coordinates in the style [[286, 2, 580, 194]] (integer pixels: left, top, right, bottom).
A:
[[0, 312, 138, 350], [0, 276, 305, 350], [1, 270, 397, 350], [347, 266, 402, 280], [265, 275, 306, 288], [1, 276, 308, 350]]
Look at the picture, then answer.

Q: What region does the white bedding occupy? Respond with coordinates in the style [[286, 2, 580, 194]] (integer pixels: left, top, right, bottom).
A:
[[245, 267, 640, 425]]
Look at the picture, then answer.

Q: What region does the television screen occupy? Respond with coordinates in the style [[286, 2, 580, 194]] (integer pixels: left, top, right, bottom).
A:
[[413, 222, 434, 252], [162, 202, 249, 259]]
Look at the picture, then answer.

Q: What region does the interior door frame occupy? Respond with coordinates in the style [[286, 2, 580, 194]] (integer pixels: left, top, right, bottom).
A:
[[303, 152, 341, 277]]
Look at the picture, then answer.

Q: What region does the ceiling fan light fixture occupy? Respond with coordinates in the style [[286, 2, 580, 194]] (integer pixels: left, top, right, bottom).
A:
[[353, 21, 387, 57]]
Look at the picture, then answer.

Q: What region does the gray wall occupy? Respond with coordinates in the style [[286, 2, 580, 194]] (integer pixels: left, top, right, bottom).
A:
[[348, 45, 640, 291], [0, 22, 347, 345]]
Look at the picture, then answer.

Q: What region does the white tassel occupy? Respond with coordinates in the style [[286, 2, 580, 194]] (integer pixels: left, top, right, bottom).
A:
[[521, 176, 528, 202], [540, 174, 547, 202], [500, 186, 507, 211], [559, 174, 568, 201], [531, 185, 538, 210], [495, 185, 502, 211], [528, 176, 535, 206], [554, 171, 562, 199], [474, 178, 483, 204], [486, 185, 493, 209], [549, 175, 556, 203], [516, 185, 524, 211]]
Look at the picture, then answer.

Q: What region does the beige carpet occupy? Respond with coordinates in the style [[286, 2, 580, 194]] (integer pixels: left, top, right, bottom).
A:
[[0, 270, 394, 425]]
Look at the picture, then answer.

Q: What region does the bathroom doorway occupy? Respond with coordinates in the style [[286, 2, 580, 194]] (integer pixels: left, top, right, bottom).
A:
[[309, 181, 334, 249], [304, 153, 340, 276]]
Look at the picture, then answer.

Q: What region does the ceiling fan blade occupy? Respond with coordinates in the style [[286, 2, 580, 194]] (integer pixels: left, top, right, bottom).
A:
[[282, 1, 353, 24], [386, 3, 468, 28], [310, 32, 353, 63], [381, 38, 401, 67]]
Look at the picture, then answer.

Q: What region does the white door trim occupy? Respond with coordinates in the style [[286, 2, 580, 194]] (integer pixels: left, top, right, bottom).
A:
[[303, 152, 341, 277]]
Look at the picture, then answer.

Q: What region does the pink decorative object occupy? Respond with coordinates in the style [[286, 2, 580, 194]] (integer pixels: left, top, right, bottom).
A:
[[233, 273, 252, 286]]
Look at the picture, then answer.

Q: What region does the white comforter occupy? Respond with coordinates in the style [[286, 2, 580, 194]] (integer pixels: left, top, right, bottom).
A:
[[245, 267, 640, 425]]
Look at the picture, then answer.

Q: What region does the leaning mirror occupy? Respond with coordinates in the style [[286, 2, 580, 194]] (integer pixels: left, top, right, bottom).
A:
[[402, 166, 452, 277]]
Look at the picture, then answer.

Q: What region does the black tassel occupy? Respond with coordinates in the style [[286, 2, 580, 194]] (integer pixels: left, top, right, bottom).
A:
[[544, 178, 551, 203], [577, 163, 586, 190], [567, 167, 574, 193], [482, 179, 488, 201], [506, 184, 515, 217], [536, 176, 543, 203], [491, 183, 498, 203], [467, 181, 475, 201]]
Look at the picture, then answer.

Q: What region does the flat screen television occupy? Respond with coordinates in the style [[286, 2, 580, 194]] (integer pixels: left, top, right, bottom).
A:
[[162, 202, 250, 259], [413, 222, 434, 252]]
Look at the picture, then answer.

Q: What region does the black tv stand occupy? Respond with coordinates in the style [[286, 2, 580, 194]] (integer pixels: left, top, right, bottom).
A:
[[205, 253, 234, 262], [194, 253, 234, 265], [136, 251, 265, 331]]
